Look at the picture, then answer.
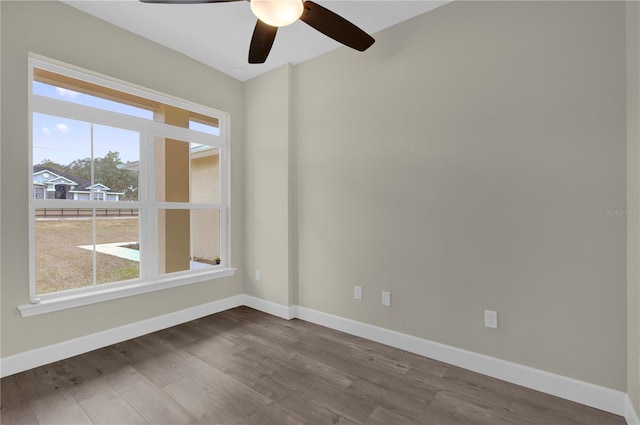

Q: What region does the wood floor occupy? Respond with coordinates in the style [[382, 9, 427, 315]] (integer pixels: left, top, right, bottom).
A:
[[0, 307, 626, 425]]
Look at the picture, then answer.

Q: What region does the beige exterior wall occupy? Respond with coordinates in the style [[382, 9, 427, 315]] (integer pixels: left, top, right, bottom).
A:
[[192, 154, 220, 262], [159, 106, 191, 273], [191, 154, 220, 204], [0, 0, 244, 357]]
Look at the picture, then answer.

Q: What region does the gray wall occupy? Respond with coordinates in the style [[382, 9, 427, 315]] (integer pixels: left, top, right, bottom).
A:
[[0, 0, 245, 356], [291, 1, 626, 390]]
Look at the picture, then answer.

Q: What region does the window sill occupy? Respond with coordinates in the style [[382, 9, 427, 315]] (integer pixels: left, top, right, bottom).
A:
[[18, 268, 237, 318]]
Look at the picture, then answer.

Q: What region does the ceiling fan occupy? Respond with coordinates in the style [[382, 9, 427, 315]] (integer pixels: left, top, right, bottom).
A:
[[139, 0, 375, 64]]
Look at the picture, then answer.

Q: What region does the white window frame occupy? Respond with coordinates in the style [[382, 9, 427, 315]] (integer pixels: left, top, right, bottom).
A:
[[20, 55, 235, 318]]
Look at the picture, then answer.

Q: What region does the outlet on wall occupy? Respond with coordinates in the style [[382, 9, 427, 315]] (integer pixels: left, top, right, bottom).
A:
[[255, 270, 261, 281], [354, 286, 363, 300], [382, 291, 391, 306], [484, 310, 498, 329]]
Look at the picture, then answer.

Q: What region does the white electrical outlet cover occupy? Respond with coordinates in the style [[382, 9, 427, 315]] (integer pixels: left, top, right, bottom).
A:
[[354, 286, 363, 300], [484, 310, 498, 329], [382, 291, 391, 306]]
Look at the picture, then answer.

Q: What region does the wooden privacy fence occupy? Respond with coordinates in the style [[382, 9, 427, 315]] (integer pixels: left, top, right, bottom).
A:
[[36, 208, 138, 218]]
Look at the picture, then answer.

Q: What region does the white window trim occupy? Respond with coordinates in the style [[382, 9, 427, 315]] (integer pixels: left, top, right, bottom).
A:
[[23, 55, 234, 317], [18, 268, 237, 318]]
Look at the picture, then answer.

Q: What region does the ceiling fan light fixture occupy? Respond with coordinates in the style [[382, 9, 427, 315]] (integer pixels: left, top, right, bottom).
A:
[[250, 0, 303, 27], [139, 0, 374, 64]]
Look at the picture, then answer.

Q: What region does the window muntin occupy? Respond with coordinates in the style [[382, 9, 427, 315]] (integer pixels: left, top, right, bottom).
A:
[[29, 57, 228, 300]]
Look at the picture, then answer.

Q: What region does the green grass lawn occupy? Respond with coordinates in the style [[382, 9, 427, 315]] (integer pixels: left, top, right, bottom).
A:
[[35, 217, 139, 294]]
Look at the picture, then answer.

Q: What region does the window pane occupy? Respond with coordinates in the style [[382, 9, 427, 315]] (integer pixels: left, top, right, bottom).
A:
[[155, 137, 190, 203], [36, 208, 93, 294], [192, 209, 220, 269], [96, 210, 140, 284], [32, 80, 153, 120], [33, 113, 91, 201], [191, 145, 220, 204], [189, 120, 220, 136], [33, 114, 139, 203], [158, 209, 191, 274], [93, 125, 140, 202]]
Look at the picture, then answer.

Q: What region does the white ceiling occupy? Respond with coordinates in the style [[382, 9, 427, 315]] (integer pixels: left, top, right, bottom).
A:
[[62, 0, 448, 81]]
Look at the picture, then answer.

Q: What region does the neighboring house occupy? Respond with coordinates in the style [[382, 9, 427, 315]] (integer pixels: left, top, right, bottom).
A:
[[33, 166, 124, 201]]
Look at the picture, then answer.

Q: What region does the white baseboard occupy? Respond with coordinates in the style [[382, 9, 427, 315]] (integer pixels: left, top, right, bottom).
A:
[[0, 294, 630, 418], [292, 306, 626, 417], [0, 294, 244, 378], [242, 294, 296, 319], [627, 395, 640, 425]]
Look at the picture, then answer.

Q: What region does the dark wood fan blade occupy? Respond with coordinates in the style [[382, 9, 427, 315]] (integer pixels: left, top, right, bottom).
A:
[[249, 20, 278, 64], [299, 0, 374, 51], [139, 0, 242, 4]]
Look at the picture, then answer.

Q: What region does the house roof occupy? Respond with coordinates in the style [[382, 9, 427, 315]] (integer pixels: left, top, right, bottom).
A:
[[33, 165, 92, 190], [32, 166, 115, 192]]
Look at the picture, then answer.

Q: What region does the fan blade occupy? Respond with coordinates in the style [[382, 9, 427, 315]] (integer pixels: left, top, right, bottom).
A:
[[300, 1, 374, 52], [249, 20, 278, 64], [139, 0, 242, 4]]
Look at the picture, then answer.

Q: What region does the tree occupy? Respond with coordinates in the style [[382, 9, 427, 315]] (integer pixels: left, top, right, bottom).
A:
[[94, 152, 138, 201], [39, 151, 138, 201], [37, 159, 68, 175]]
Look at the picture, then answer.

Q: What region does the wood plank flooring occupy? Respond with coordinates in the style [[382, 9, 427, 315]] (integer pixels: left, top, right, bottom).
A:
[[0, 307, 627, 425]]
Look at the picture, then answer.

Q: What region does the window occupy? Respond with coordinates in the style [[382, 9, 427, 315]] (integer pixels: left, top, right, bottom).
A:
[[33, 186, 45, 199], [27, 56, 231, 312]]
